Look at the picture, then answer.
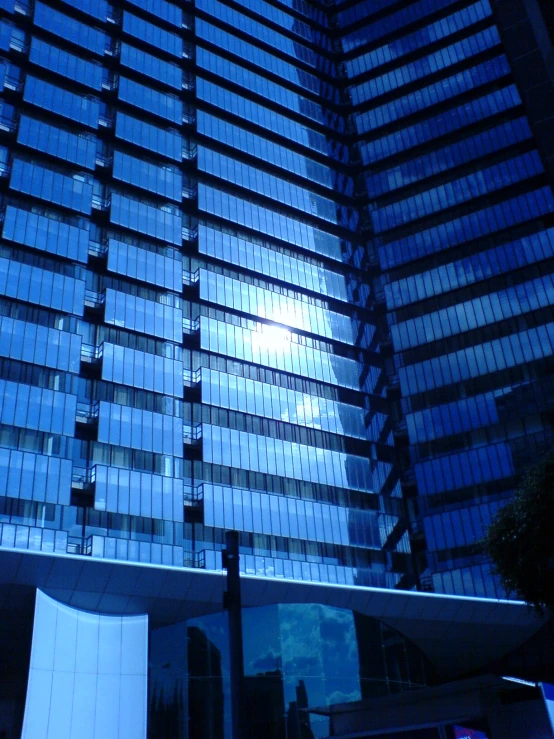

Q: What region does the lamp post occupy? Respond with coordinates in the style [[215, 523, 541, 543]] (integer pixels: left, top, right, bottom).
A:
[[223, 530, 245, 739]]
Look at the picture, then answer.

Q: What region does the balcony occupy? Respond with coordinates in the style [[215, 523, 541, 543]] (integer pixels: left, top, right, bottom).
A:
[[88, 240, 108, 258], [182, 183, 198, 200], [183, 550, 206, 569], [184, 483, 203, 506], [0, 114, 17, 133], [182, 225, 198, 242], [14, 0, 32, 16], [98, 113, 114, 129], [84, 290, 105, 314], [183, 268, 200, 287], [183, 316, 200, 335], [80, 343, 103, 365], [91, 194, 111, 212], [4, 75, 24, 92], [67, 535, 94, 557], [95, 154, 113, 169], [76, 401, 99, 426], [183, 423, 202, 445], [71, 466, 96, 492], [183, 368, 201, 387]]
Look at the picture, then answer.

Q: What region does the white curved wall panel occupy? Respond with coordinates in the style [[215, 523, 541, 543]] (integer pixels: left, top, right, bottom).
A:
[[22, 589, 148, 739]]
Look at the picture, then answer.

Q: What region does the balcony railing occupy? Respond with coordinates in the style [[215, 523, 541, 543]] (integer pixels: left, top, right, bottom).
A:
[[183, 317, 200, 334], [67, 535, 94, 556], [183, 550, 206, 569], [71, 466, 96, 489], [183, 268, 200, 286], [182, 225, 198, 242], [76, 401, 100, 423], [0, 114, 17, 133], [84, 289, 105, 309], [81, 343, 103, 363], [91, 194, 111, 212], [4, 75, 24, 92], [184, 483, 203, 504], [183, 423, 202, 444], [88, 240, 108, 258], [183, 367, 201, 386]]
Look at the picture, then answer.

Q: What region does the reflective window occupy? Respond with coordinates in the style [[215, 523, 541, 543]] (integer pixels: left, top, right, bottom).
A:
[[198, 113, 352, 194], [18, 115, 97, 169], [126, 0, 182, 27], [10, 158, 93, 214], [197, 0, 335, 74], [345, 0, 492, 76], [380, 187, 554, 269], [201, 368, 385, 442], [399, 321, 554, 395], [199, 185, 344, 261], [118, 76, 182, 123], [110, 192, 182, 245], [197, 49, 341, 132], [415, 442, 514, 494], [94, 465, 184, 521], [0, 316, 81, 373], [197, 19, 336, 101], [59, 0, 108, 21], [360, 85, 521, 165], [372, 151, 543, 232], [122, 11, 182, 57], [107, 238, 182, 291], [0, 257, 85, 315], [393, 272, 554, 351], [120, 43, 182, 90], [203, 424, 375, 492], [23, 75, 100, 128], [203, 482, 396, 548], [351, 27, 501, 106], [199, 269, 361, 346], [102, 343, 184, 398], [200, 317, 381, 393], [3, 205, 89, 263], [212, 0, 332, 49], [98, 401, 183, 457], [113, 150, 182, 201], [355, 55, 510, 134], [104, 288, 183, 342], [29, 38, 103, 90], [197, 79, 347, 161], [34, 2, 106, 56], [199, 225, 349, 303], [342, 0, 461, 51], [115, 112, 182, 161], [366, 117, 532, 198], [199, 147, 356, 229], [0, 379, 76, 436], [0, 447, 72, 505], [385, 226, 554, 309]]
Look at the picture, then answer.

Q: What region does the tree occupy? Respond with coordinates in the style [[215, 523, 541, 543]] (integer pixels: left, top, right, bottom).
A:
[[483, 451, 554, 614]]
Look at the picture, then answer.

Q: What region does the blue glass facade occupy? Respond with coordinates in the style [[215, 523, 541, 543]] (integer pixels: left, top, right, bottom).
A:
[[0, 0, 408, 593], [341, 0, 554, 597], [0, 0, 554, 731]]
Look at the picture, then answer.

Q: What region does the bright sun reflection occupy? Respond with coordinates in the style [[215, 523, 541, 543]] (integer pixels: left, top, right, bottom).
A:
[[252, 322, 292, 350]]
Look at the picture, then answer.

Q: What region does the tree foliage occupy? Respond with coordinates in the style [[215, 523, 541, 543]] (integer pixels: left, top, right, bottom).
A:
[[483, 451, 554, 613]]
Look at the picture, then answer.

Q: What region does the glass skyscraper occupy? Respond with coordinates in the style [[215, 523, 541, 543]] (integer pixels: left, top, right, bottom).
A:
[[0, 0, 553, 735]]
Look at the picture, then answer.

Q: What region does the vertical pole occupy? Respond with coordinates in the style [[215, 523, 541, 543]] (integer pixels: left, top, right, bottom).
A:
[[223, 530, 245, 739]]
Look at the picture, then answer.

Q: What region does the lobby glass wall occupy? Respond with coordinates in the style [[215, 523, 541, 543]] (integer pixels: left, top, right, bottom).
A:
[[148, 603, 436, 739]]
